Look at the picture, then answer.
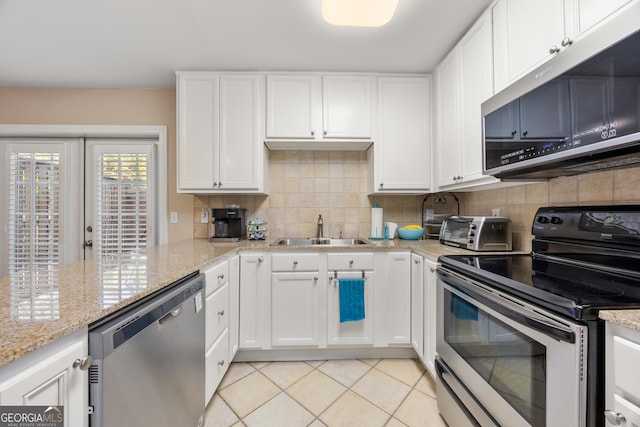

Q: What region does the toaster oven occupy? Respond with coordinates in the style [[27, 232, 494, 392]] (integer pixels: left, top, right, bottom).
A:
[[439, 216, 512, 251]]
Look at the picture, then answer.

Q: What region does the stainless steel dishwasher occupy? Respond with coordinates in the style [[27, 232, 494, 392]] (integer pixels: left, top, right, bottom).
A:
[[88, 272, 205, 427]]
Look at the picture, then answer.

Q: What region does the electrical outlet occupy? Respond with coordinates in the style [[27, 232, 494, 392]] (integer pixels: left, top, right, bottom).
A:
[[170, 211, 179, 224], [492, 208, 500, 216]]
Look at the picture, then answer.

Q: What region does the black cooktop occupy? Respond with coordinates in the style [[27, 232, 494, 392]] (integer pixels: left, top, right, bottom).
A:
[[439, 253, 640, 320]]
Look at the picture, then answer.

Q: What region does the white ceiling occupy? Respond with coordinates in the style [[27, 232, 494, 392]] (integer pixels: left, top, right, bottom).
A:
[[0, 0, 493, 89]]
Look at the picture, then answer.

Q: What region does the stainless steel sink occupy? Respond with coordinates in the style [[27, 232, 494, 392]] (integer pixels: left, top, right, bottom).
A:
[[271, 237, 371, 246]]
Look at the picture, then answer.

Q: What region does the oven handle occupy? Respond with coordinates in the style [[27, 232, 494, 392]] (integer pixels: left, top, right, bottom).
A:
[[439, 268, 576, 344]]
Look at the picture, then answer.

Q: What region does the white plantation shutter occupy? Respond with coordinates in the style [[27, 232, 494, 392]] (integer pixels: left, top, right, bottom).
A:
[[7, 146, 65, 320], [90, 142, 156, 307]]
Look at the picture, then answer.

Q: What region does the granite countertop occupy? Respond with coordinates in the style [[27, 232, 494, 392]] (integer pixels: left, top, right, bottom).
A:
[[4, 236, 634, 368], [599, 310, 640, 333]]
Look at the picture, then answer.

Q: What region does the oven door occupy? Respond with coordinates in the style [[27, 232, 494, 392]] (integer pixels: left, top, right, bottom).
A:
[[436, 266, 588, 427]]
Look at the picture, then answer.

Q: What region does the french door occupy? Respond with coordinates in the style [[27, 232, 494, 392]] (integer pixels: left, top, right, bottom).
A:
[[1, 137, 157, 317]]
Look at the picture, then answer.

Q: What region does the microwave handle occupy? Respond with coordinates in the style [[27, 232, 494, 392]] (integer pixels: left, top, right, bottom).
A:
[[439, 268, 577, 344]]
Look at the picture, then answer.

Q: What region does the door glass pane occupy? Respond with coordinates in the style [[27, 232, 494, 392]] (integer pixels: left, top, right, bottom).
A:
[[8, 151, 61, 321], [95, 150, 150, 308], [443, 289, 547, 425]]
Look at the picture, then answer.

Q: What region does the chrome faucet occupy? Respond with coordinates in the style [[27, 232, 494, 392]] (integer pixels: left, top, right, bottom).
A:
[[317, 214, 324, 238]]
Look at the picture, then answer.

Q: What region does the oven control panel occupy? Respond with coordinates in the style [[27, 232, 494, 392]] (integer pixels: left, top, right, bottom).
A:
[[533, 206, 640, 244]]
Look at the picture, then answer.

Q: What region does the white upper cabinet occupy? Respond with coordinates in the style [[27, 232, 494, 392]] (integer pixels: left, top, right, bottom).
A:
[[435, 10, 498, 190], [493, 0, 639, 93], [176, 72, 267, 194], [369, 76, 431, 194], [322, 75, 373, 139], [265, 74, 373, 144], [266, 75, 320, 139], [492, 0, 568, 93]]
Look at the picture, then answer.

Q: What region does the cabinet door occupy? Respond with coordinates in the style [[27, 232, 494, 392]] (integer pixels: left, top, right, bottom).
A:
[[411, 254, 424, 356], [205, 329, 229, 405], [492, 0, 567, 92], [239, 253, 269, 349], [271, 272, 322, 347], [266, 75, 320, 139], [375, 77, 431, 192], [385, 252, 411, 345], [219, 74, 264, 190], [228, 254, 240, 360], [327, 271, 374, 346], [176, 73, 219, 191], [205, 283, 229, 350], [424, 258, 438, 378], [322, 75, 373, 139], [576, 0, 633, 37], [460, 11, 497, 184], [435, 50, 462, 187], [0, 332, 88, 427]]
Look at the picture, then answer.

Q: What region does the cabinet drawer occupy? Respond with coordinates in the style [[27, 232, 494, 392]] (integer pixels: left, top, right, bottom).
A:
[[205, 329, 229, 405], [613, 335, 640, 398], [272, 253, 320, 271], [204, 260, 229, 296], [327, 252, 374, 271], [206, 283, 229, 349]]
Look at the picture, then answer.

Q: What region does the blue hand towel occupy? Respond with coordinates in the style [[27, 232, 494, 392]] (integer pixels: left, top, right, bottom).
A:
[[339, 278, 365, 323], [452, 295, 478, 321]]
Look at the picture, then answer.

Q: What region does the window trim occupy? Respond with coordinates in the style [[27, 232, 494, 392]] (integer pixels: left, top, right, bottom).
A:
[[0, 125, 168, 246]]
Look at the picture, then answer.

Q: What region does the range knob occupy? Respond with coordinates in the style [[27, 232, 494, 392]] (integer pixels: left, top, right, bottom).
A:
[[537, 216, 549, 224], [470, 224, 478, 230], [550, 216, 563, 225], [469, 231, 476, 237]]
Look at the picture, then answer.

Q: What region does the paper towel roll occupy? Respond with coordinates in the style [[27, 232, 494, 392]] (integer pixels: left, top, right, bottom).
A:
[[371, 207, 383, 238]]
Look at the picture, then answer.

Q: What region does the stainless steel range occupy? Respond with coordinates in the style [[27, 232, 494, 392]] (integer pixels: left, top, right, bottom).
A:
[[436, 205, 640, 427]]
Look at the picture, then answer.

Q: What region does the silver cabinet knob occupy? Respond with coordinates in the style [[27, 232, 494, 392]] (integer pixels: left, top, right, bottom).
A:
[[73, 356, 93, 370], [217, 309, 225, 316], [380, 183, 384, 188], [293, 261, 298, 266], [430, 268, 435, 273], [218, 273, 224, 280], [561, 37, 573, 47], [213, 182, 218, 187], [311, 130, 315, 136], [258, 256, 264, 263], [549, 45, 561, 54], [218, 360, 225, 367], [604, 410, 626, 425], [349, 260, 354, 266], [218, 182, 222, 187], [414, 259, 421, 264], [323, 130, 328, 136]]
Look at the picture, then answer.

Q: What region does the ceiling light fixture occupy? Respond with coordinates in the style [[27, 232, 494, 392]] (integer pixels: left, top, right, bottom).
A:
[[321, 0, 399, 27]]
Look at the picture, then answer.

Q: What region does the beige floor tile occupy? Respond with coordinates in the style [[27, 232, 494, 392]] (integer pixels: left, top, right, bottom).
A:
[[360, 358, 381, 367], [318, 359, 371, 387], [308, 420, 327, 427], [205, 394, 239, 427], [243, 392, 315, 427], [351, 369, 412, 414], [286, 370, 347, 416], [231, 422, 245, 427], [320, 390, 390, 427], [259, 361, 314, 389], [394, 390, 446, 427], [306, 360, 326, 368], [414, 373, 436, 399], [250, 361, 270, 370], [375, 359, 425, 387], [219, 363, 257, 389], [218, 372, 280, 418], [385, 418, 408, 427]]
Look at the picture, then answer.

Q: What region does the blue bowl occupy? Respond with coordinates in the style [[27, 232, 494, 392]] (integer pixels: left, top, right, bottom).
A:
[[397, 227, 424, 240]]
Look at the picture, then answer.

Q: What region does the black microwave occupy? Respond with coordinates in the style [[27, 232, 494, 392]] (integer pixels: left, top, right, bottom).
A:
[[482, 4, 640, 180]]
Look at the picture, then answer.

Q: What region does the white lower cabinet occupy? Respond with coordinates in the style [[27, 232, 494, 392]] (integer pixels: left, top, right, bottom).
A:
[[379, 251, 411, 346], [605, 322, 640, 426], [272, 272, 323, 347], [228, 254, 240, 360], [203, 258, 231, 404], [0, 329, 89, 427], [411, 253, 425, 356], [423, 258, 438, 378], [327, 270, 375, 346], [239, 252, 269, 349]]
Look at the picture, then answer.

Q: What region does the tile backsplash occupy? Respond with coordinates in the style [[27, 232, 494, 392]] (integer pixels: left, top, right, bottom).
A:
[[194, 151, 428, 240], [194, 152, 640, 252]]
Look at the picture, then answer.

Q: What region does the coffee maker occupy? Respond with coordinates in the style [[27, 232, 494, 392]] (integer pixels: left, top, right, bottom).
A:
[[211, 205, 247, 240]]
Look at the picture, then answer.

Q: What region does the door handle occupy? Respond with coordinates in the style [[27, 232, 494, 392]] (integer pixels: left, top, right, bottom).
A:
[[82, 240, 93, 248]]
